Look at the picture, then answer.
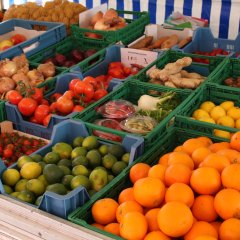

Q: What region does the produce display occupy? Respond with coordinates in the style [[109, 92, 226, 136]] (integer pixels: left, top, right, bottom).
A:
[[0, 54, 56, 98], [130, 35, 192, 50], [3, 0, 87, 34], [148, 57, 206, 89], [192, 100, 240, 139], [1, 135, 130, 205], [224, 76, 240, 88], [88, 133, 240, 240], [0, 131, 47, 167], [0, 34, 27, 52]]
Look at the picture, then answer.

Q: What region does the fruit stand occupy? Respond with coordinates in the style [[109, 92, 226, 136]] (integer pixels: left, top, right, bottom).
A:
[[0, 0, 240, 239]]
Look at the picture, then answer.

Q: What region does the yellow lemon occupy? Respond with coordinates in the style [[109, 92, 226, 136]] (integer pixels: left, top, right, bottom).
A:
[[235, 119, 240, 129], [217, 115, 235, 128], [213, 129, 231, 139], [227, 107, 240, 120], [210, 106, 226, 121], [220, 101, 235, 111], [199, 101, 216, 113], [20, 162, 42, 180], [2, 169, 20, 187], [198, 116, 215, 124], [192, 109, 210, 120]]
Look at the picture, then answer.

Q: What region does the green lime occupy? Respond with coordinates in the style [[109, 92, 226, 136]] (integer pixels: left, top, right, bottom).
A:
[[71, 147, 88, 159], [17, 155, 33, 169], [94, 166, 108, 172], [86, 149, 102, 168], [108, 145, 126, 159], [62, 175, 74, 189], [122, 153, 130, 164], [72, 156, 88, 167], [112, 161, 127, 176], [37, 175, 48, 187], [46, 183, 67, 195], [82, 136, 99, 150], [35, 195, 43, 206], [31, 154, 42, 162], [52, 142, 72, 159], [71, 175, 91, 190], [15, 179, 28, 192], [17, 190, 35, 203], [107, 175, 114, 183], [20, 162, 42, 180], [88, 189, 97, 197], [38, 161, 46, 171], [102, 153, 118, 169], [72, 165, 89, 177], [10, 192, 20, 198], [43, 152, 61, 164], [57, 159, 72, 168], [98, 145, 108, 156], [2, 169, 20, 186], [89, 169, 108, 191], [58, 165, 71, 175], [26, 179, 45, 196], [72, 136, 84, 147], [43, 164, 64, 184], [3, 184, 13, 194]]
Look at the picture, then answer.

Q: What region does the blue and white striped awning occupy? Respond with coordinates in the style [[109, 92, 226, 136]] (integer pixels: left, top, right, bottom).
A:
[[3, 0, 240, 40]]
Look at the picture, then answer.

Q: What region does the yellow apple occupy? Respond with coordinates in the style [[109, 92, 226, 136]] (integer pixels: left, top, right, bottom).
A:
[[0, 40, 14, 51]]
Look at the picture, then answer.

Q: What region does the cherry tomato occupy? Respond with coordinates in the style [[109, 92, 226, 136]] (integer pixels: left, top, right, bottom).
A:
[[18, 98, 38, 117], [74, 81, 94, 102], [43, 114, 52, 127], [6, 144, 14, 150], [3, 148, 13, 158], [29, 88, 43, 103], [69, 79, 80, 91], [63, 90, 74, 100], [11, 34, 26, 45], [93, 89, 108, 101], [83, 76, 98, 90], [72, 105, 85, 112], [6, 90, 22, 105], [34, 105, 50, 124], [56, 96, 74, 114]]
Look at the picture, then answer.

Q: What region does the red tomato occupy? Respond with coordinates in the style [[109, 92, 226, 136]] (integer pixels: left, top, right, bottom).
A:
[[93, 89, 108, 100], [34, 105, 50, 124], [50, 92, 62, 102], [3, 148, 13, 158], [49, 102, 58, 113], [56, 96, 74, 114], [6, 144, 14, 150], [40, 99, 49, 106], [83, 76, 98, 89], [72, 105, 85, 112], [123, 67, 132, 76], [43, 114, 52, 127], [18, 98, 38, 117], [74, 81, 94, 102], [109, 62, 123, 69], [63, 90, 74, 100], [108, 68, 125, 79], [11, 34, 26, 45], [95, 75, 107, 83], [29, 88, 43, 103], [69, 79, 80, 91], [29, 116, 39, 124], [6, 90, 22, 105]]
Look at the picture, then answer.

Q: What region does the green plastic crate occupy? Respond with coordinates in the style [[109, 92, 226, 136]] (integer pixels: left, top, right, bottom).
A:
[[208, 58, 240, 87], [68, 120, 228, 239], [71, 10, 150, 45], [72, 80, 193, 150], [135, 50, 224, 89], [0, 101, 6, 122]]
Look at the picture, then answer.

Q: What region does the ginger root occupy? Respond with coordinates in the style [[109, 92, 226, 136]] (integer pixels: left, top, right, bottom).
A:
[[180, 70, 206, 79], [169, 75, 204, 89]]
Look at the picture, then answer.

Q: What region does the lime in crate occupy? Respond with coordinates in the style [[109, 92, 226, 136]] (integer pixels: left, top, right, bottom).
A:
[[72, 80, 193, 151]]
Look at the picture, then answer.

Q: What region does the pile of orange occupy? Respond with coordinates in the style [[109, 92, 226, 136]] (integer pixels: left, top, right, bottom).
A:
[[90, 132, 240, 240]]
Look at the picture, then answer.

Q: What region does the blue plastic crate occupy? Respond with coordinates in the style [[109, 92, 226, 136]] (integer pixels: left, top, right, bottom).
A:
[[0, 120, 144, 219], [5, 72, 122, 139], [0, 19, 66, 60], [181, 27, 240, 57]]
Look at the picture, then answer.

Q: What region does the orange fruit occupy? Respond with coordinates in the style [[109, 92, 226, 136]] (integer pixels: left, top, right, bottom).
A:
[[192, 195, 218, 222], [173, 145, 185, 152], [148, 164, 166, 182], [192, 147, 212, 168], [221, 164, 240, 191], [190, 167, 221, 195], [197, 136, 213, 147], [233, 155, 240, 164], [184, 221, 218, 240], [129, 163, 150, 184], [104, 223, 120, 236], [144, 230, 171, 240], [165, 183, 194, 207], [194, 236, 217, 240], [201, 153, 230, 173], [158, 153, 171, 166], [118, 187, 135, 204], [208, 142, 230, 153], [116, 201, 143, 223], [133, 177, 165, 208], [168, 152, 194, 170], [92, 198, 119, 225], [214, 188, 240, 220], [158, 201, 193, 237], [210, 221, 221, 234], [182, 138, 206, 155], [219, 218, 240, 240], [91, 223, 104, 230], [216, 148, 240, 163], [145, 208, 161, 231], [119, 212, 148, 240], [165, 163, 192, 186], [230, 132, 240, 151]]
